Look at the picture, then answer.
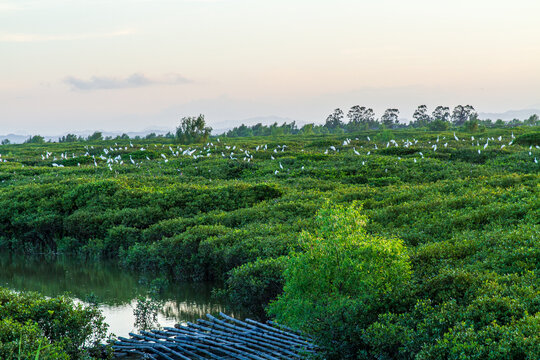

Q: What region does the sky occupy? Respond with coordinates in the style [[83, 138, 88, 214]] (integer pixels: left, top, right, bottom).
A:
[[1, 0, 540, 134]]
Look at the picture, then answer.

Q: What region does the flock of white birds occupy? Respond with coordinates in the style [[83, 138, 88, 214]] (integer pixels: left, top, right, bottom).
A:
[[1, 132, 538, 178]]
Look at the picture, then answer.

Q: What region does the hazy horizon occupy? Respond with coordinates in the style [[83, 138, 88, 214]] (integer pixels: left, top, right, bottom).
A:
[[2, 0, 540, 134]]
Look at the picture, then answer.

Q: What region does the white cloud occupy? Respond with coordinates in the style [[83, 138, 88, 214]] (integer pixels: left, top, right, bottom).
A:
[[64, 73, 191, 91]]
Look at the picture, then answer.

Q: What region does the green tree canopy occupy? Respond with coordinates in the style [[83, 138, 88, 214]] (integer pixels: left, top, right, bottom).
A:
[[347, 106, 376, 131], [381, 108, 400, 128], [432, 106, 451, 122], [451, 104, 476, 126], [58, 133, 78, 143], [412, 105, 431, 127], [24, 135, 45, 144], [176, 114, 212, 144], [268, 202, 412, 359], [324, 108, 345, 130], [87, 131, 103, 141]]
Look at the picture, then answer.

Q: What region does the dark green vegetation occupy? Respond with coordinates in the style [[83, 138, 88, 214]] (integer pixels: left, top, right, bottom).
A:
[[0, 287, 109, 359], [224, 105, 540, 137], [0, 126, 539, 359], [175, 114, 212, 144]]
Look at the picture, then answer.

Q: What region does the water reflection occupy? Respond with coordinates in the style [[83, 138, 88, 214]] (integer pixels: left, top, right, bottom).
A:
[[133, 296, 160, 330], [0, 253, 242, 337]]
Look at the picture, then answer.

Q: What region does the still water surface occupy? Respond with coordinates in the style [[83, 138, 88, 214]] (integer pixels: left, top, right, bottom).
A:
[[0, 253, 239, 338]]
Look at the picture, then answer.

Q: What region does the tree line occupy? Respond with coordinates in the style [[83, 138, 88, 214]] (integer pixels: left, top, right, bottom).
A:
[[5, 109, 538, 145], [5, 115, 209, 145], [225, 105, 540, 137], [16, 131, 177, 145]]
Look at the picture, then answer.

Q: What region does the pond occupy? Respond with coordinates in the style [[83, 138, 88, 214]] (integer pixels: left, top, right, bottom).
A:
[[0, 253, 243, 338]]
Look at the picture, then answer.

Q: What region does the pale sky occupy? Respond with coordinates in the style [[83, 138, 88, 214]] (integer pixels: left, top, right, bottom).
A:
[[1, 0, 540, 134]]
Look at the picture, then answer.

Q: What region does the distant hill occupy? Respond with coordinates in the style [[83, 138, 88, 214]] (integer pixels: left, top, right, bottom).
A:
[[0, 129, 171, 144], [0, 134, 30, 144], [479, 109, 540, 121]]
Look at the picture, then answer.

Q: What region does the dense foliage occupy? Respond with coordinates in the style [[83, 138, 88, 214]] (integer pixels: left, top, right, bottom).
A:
[[0, 287, 109, 359], [223, 106, 540, 137], [0, 126, 539, 358], [175, 114, 212, 144], [269, 203, 412, 358]]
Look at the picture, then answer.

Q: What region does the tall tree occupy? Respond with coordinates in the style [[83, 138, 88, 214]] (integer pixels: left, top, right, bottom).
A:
[[176, 114, 212, 144], [324, 108, 344, 130], [347, 106, 375, 130], [381, 108, 399, 128], [24, 135, 45, 144], [432, 106, 451, 122], [451, 105, 476, 126], [59, 134, 78, 143], [412, 105, 431, 127], [87, 131, 103, 141], [525, 114, 539, 126]]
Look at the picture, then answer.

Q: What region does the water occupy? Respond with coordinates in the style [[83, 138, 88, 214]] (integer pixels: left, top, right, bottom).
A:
[[0, 253, 238, 338]]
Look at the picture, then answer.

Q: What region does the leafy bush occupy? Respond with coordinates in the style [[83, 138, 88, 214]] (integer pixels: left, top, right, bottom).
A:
[[514, 131, 540, 146], [0, 287, 109, 359], [215, 256, 287, 319], [268, 203, 412, 359]]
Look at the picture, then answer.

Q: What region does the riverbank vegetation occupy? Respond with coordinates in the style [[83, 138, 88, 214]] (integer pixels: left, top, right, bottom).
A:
[[0, 121, 539, 358], [0, 287, 109, 359]]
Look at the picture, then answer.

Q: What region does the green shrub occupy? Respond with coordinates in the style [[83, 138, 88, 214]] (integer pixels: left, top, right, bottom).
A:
[[103, 225, 141, 256], [268, 203, 412, 359], [514, 131, 540, 146], [0, 318, 69, 360], [417, 315, 540, 360], [142, 217, 194, 243], [0, 287, 109, 359], [216, 256, 287, 319]]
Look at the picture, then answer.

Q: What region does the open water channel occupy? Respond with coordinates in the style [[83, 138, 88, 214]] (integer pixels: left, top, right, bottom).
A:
[[0, 253, 242, 338]]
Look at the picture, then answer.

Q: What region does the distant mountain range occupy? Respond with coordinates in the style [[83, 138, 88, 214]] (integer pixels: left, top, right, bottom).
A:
[[478, 109, 540, 121], [0, 129, 171, 144], [0, 134, 29, 144]]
